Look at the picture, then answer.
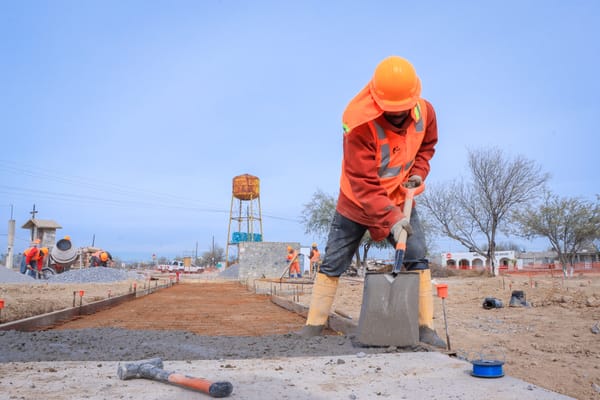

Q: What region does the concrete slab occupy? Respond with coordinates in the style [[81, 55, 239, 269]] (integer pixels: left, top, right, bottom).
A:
[[0, 352, 573, 399]]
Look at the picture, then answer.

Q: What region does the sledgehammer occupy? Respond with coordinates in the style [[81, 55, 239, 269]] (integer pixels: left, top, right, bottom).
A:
[[117, 357, 233, 398]]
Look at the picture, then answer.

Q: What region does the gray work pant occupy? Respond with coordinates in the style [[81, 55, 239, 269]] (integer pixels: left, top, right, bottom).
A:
[[319, 207, 428, 277]]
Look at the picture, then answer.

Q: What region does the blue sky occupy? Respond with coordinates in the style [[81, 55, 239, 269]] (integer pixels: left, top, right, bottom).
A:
[[1, 1, 599, 261]]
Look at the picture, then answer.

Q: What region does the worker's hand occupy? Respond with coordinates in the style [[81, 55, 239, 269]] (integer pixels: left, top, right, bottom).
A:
[[391, 217, 412, 241], [407, 175, 423, 188]]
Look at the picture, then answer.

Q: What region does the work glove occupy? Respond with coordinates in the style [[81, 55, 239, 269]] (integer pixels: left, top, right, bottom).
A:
[[407, 175, 423, 188], [391, 217, 412, 242]]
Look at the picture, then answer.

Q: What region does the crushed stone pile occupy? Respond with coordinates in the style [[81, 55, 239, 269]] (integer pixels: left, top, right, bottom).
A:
[[0, 266, 36, 283], [47, 268, 142, 283], [218, 263, 239, 279]]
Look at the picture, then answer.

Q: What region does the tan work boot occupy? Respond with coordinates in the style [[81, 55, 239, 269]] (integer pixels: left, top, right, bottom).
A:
[[294, 273, 339, 337], [417, 269, 447, 349]]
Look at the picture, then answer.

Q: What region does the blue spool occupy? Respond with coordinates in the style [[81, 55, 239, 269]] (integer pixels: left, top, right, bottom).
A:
[[471, 359, 504, 378]]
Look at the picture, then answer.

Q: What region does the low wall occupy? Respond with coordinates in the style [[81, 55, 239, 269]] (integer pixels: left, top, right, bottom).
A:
[[238, 241, 300, 280]]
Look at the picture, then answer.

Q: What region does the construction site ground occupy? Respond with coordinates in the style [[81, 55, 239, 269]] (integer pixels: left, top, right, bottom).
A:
[[0, 270, 599, 399]]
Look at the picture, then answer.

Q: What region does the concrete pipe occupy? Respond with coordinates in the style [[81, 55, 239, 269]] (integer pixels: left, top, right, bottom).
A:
[[50, 239, 78, 270]]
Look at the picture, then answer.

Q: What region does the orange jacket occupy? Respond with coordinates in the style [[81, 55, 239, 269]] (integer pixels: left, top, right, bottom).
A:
[[337, 92, 438, 241], [36, 252, 46, 271], [287, 249, 299, 267], [24, 247, 39, 265], [310, 248, 320, 263]]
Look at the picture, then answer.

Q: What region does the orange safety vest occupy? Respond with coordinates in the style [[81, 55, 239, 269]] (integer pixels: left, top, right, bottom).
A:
[[340, 98, 428, 207], [24, 247, 39, 264], [310, 249, 320, 263], [287, 251, 298, 263]]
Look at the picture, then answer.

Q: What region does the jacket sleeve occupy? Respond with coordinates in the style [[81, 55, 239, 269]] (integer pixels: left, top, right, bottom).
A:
[[343, 125, 404, 229], [25, 248, 39, 264], [409, 100, 438, 180]]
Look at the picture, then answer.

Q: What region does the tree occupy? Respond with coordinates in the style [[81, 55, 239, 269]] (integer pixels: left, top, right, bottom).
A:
[[514, 192, 600, 276], [199, 244, 225, 267], [300, 189, 391, 275], [300, 189, 336, 241], [421, 147, 549, 276]]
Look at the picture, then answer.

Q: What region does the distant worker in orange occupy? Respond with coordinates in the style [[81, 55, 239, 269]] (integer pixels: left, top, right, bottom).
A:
[[309, 243, 321, 277], [35, 247, 49, 279], [21, 239, 40, 276], [286, 246, 301, 278], [90, 250, 113, 267]]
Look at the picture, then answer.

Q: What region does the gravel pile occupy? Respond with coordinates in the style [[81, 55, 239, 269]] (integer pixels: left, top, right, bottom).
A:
[[0, 266, 36, 283], [219, 263, 239, 279], [47, 268, 142, 284]]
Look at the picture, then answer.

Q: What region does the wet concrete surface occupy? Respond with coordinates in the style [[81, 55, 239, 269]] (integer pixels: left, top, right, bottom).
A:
[[0, 328, 415, 363]]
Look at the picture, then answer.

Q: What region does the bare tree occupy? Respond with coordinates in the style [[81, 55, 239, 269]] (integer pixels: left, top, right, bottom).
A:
[[300, 189, 336, 241], [421, 147, 549, 275], [199, 244, 225, 267], [300, 189, 391, 275], [514, 192, 600, 276]]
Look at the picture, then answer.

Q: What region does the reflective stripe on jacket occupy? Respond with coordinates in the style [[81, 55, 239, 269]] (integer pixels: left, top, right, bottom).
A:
[[340, 98, 428, 208]]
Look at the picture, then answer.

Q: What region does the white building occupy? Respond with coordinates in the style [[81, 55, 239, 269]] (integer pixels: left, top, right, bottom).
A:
[[440, 250, 522, 271]]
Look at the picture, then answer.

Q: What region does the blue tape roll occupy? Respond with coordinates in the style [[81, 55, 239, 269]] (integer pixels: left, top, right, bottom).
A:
[[471, 360, 504, 378]]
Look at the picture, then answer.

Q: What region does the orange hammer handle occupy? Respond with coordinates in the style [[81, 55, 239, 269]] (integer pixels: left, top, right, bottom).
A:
[[168, 373, 233, 398]]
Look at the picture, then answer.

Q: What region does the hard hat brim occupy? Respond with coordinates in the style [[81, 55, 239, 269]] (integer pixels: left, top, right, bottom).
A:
[[369, 78, 421, 112]]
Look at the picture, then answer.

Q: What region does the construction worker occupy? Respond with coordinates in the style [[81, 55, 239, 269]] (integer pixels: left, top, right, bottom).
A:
[[298, 56, 445, 348], [20, 239, 40, 276], [309, 243, 321, 277], [90, 250, 112, 267], [286, 246, 301, 278], [35, 247, 49, 279]]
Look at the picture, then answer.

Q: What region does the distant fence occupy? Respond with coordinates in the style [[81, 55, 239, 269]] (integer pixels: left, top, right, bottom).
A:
[[448, 261, 600, 276]]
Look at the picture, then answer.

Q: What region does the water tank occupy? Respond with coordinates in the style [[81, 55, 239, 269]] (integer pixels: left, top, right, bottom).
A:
[[232, 174, 260, 200]]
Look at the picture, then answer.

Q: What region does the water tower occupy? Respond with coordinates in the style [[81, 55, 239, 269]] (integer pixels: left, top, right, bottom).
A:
[[225, 174, 263, 265]]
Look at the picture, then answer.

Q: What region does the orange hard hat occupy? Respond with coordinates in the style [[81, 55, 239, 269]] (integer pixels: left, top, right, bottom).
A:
[[287, 246, 292, 252], [40, 247, 48, 255], [100, 252, 108, 262], [64, 235, 71, 241], [33, 239, 41, 244], [369, 56, 421, 112]]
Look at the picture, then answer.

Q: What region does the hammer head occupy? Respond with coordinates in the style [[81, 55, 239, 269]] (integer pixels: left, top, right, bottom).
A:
[[117, 357, 164, 380]]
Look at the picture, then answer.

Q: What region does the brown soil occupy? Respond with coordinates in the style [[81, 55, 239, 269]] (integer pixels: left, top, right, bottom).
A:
[[1, 272, 600, 399], [54, 282, 307, 336], [292, 272, 600, 400]]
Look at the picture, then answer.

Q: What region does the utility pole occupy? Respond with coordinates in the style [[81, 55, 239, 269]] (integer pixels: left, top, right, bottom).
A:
[[29, 204, 38, 219], [211, 235, 215, 267], [29, 204, 38, 241], [6, 204, 15, 269]]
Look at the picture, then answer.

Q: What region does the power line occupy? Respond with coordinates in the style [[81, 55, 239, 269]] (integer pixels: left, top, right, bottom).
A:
[[0, 160, 302, 223]]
